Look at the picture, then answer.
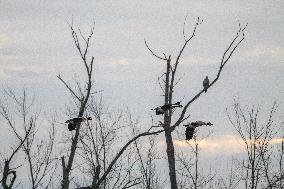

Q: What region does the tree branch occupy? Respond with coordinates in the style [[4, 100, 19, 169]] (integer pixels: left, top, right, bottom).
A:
[[144, 40, 168, 61], [172, 23, 247, 130], [57, 75, 82, 102]]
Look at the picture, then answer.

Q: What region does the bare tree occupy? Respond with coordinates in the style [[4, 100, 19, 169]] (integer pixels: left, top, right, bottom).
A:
[[58, 21, 96, 189], [73, 97, 141, 189], [22, 120, 57, 189], [262, 124, 284, 189], [59, 22, 169, 189], [227, 101, 284, 189], [134, 136, 162, 189], [0, 118, 32, 189], [0, 88, 56, 189], [73, 107, 167, 189], [216, 159, 242, 189], [58, 16, 247, 189], [145, 17, 247, 189], [177, 133, 215, 189]]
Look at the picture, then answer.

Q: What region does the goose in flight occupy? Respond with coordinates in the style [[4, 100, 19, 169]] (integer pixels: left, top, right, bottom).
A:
[[184, 121, 213, 140], [65, 117, 92, 131], [151, 102, 183, 115]]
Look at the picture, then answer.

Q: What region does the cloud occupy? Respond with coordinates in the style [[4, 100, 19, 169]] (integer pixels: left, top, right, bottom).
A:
[[172, 135, 284, 157], [245, 45, 284, 60]]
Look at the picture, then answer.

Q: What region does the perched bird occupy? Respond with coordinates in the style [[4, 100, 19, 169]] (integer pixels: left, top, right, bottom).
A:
[[184, 121, 213, 140], [151, 102, 183, 115], [203, 76, 210, 93], [65, 117, 92, 131]]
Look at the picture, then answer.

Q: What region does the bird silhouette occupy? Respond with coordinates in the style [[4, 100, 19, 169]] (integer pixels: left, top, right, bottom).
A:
[[65, 117, 92, 131], [203, 76, 209, 93], [151, 102, 183, 115], [184, 121, 213, 140]]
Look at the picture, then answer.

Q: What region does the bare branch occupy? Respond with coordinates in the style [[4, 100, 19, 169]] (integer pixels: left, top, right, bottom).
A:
[[172, 23, 247, 129], [94, 128, 165, 188], [61, 20, 96, 189], [169, 17, 203, 104], [57, 75, 82, 102], [144, 40, 168, 61]]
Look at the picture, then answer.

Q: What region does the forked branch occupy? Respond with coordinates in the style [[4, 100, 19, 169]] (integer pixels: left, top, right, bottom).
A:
[[144, 40, 168, 61], [170, 17, 203, 102], [172, 22, 247, 129], [60, 21, 96, 189]]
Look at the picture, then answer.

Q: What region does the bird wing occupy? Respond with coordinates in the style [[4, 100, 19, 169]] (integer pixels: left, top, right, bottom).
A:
[[73, 117, 84, 122], [195, 121, 206, 126]]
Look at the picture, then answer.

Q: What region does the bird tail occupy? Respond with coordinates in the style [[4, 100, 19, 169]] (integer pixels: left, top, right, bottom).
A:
[[206, 122, 213, 126], [204, 88, 207, 93]]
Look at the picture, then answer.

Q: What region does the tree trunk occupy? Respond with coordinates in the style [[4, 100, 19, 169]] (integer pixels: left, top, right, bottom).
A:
[[61, 108, 85, 189], [163, 57, 178, 189], [164, 128, 178, 189]]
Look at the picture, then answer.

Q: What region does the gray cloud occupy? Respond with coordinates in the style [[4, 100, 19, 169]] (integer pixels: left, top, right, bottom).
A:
[[0, 0, 283, 129]]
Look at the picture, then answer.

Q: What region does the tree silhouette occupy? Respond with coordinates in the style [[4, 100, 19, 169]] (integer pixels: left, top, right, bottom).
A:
[[145, 17, 247, 189]]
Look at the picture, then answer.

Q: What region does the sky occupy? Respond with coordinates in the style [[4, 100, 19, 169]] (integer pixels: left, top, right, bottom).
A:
[[0, 0, 284, 170]]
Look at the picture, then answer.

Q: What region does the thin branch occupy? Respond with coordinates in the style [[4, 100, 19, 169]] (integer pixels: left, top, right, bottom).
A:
[[57, 75, 81, 102], [172, 23, 247, 130], [94, 128, 166, 188], [144, 40, 168, 61]]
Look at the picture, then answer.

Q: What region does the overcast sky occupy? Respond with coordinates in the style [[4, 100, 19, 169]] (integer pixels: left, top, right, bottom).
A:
[[0, 0, 284, 158]]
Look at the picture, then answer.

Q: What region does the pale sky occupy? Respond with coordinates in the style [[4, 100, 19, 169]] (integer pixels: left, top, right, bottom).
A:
[[0, 0, 284, 167]]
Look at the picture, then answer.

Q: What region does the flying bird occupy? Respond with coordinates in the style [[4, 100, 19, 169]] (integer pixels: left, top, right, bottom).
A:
[[151, 102, 183, 115], [203, 76, 209, 93], [184, 121, 213, 140], [65, 117, 92, 131]]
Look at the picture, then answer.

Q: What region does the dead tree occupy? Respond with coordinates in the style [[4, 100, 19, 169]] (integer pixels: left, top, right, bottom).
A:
[[217, 165, 242, 189], [22, 120, 56, 189], [177, 133, 215, 189], [264, 135, 284, 189], [0, 88, 57, 189], [74, 107, 167, 189], [74, 97, 141, 189], [0, 120, 32, 189], [58, 21, 96, 189], [134, 136, 162, 189], [145, 17, 247, 189], [227, 101, 283, 189], [58, 21, 171, 189]]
